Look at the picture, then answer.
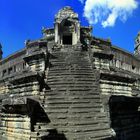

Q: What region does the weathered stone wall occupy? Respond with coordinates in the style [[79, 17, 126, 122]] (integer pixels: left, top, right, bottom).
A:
[[0, 49, 26, 79], [111, 46, 140, 74], [91, 37, 140, 140], [0, 41, 115, 140], [0, 41, 48, 140]]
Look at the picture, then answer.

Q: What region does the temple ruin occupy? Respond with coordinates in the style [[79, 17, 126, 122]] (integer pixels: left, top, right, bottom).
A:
[[0, 6, 140, 140]]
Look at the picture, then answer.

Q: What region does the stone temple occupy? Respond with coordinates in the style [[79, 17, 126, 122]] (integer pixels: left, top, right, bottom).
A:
[[0, 6, 140, 140]]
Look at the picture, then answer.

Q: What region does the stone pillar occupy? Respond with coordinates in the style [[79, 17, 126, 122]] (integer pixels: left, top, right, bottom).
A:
[[55, 22, 59, 44], [72, 31, 75, 45], [77, 22, 80, 42], [72, 22, 80, 45]]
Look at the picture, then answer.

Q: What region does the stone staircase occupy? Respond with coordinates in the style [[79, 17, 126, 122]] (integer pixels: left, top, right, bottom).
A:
[[38, 47, 114, 139]]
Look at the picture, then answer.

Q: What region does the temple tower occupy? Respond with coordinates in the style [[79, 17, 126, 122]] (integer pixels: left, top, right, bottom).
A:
[[54, 6, 80, 46], [134, 32, 140, 56]]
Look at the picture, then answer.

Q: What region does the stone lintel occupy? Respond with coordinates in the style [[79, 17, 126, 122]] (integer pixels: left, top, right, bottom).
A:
[[2, 97, 40, 115], [100, 70, 136, 83], [109, 95, 140, 104], [23, 51, 45, 62], [9, 72, 39, 85], [93, 51, 114, 60]]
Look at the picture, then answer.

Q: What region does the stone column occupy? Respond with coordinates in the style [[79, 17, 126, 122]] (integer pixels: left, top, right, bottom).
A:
[[72, 32, 74, 45], [77, 22, 80, 42], [72, 22, 80, 45], [55, 23, 59, 44]]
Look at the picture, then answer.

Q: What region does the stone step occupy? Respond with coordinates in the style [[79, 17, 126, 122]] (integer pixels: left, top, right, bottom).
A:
[[44, 99, 100, 104], [44, 99, 101, 105], [44, 124, 110, 133], [47, 78, 96, 82], [47, 77, 96, 81], [35, 122, 108, 135], [48, 83, 96, 87], [44, 104, 102, 110], [41, 102, 101, 108], [45, 92, 99, 97], [48, 86, 97, 91], [49, 87, 98, 92], [64, 129, 113, 140], [49, 70, 94, 74], [48, 73, 96, 77], [44, 108, 101, 114], [49, 66, 93, 69], [44, 96, 101, 102], [48, 68, 93, 71], [42, 90, 100, 96], [41, 112, 108, 119], [35, 118, 109, 128], [42, 50, 112, 139]]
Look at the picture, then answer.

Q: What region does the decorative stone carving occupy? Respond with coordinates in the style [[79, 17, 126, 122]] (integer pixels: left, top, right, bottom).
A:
[[55, 6, 78, 23]]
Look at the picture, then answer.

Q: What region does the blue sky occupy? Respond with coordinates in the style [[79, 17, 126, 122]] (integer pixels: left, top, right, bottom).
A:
[[0, 0, 140, 58]]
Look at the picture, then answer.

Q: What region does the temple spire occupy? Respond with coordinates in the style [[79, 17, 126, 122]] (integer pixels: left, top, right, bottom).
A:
[[54, 6, 80, 46], [134, 31, 140, 56]]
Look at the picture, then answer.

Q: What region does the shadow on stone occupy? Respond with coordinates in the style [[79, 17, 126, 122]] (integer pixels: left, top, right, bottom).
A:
[[28, 99, 67, 139], [41, 129, 67, 140], [109, 95, 140, 140], [26, 98, 50, 131]]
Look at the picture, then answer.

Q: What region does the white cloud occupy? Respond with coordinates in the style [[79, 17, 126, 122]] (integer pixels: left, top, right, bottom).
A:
[[79, 0, 138, 27]]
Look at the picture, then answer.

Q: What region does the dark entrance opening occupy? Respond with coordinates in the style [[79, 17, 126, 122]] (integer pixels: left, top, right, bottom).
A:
[[63, 34, 72, 45], [109, 95, 140, 140]]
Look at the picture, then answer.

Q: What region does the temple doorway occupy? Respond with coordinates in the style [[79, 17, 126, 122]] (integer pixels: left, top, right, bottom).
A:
[[62, 34, 72, 45]]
